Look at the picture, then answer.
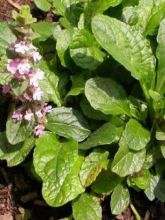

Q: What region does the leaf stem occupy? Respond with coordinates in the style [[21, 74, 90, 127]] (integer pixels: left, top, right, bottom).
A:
[[130, 203, 141, 220]]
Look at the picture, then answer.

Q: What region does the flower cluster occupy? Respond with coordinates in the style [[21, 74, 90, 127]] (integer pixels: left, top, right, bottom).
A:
[[3, 41, 52, 137]]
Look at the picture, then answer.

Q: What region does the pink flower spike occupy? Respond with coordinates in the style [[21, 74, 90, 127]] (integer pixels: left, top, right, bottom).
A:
[[32, 87, 43, 101], [34, 124, 45, 137], [12, 110, 23, 121], [24, 109, 34, 121], [7, 59, 21, 74], [2, 85, 10, 94], [22, 92, 33, 102], [30, 68, 44, 87]]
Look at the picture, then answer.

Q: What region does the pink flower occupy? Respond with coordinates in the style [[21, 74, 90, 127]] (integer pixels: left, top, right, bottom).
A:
[[17, 60, 31, 75], [22, 92, 33, 102], [43, 103, 52, 113], [34, 124, 45, 137], [14, 41, 29, 55], [2, 85, 10, 94], [32, 87, 43, 101], [29, 68, 44, 87], [35, 109, 43, 118], [7, 59, 21, 74], [32, 51, 42, 63], [12, 110, 23, 121], [24, 109, 34, 121]]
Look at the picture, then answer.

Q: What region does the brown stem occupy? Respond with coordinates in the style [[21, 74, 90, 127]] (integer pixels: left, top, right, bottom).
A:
[[7, 0, 21, 10]]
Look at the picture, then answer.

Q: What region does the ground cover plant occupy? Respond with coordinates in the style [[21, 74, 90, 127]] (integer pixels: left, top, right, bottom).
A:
[[0, 0, 165, 219]]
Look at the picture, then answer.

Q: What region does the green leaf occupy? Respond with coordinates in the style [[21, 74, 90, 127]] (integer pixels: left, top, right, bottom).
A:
[[6, 118, 33, 145], [161, 145, 165, 158], [0, 22, 16, 56], [31, 22, 55, 39], [136, 0, 165, 36], [72, 193, 102, 220], [0, 133, 34, 167], [110, 184, 130, 215], [92, 168, 122, 195], [129, 170, 152, 190], [11, 80, 29, 96], [33, 0, 51, 12], [144, 175, 160, 201], [91, 15, 155, 89], [12, 5, 36, 25], [66, 74, 86, 98], [156, 19, 165, 94], [56, 29, 73, 68], [46, 107, 90, 142], [154, 177, 165, 202], [85, 77, 130, 116], [39, 60, 62, 106], [33, 132, 84, 206], [120, 119, 150, 151], [79, 150, 109, 187], [80, 121, 124, 150], [112, 143, 146, 177], [70, 29, 104, 70]]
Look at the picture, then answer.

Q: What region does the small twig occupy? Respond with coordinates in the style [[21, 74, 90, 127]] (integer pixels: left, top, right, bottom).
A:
[[130, 204, 141, 220], [7, 0, 21, 10], [20, 192, 38, 203], [144, 210, 150, 220]]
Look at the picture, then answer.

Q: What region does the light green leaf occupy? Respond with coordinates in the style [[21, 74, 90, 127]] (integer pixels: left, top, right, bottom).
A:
[[92, 15, 155, 89], [33, 0, 51, 12], [120, 119, 150, 151], [0, 22, 16, 55], [136, 0, 165, 36], [110, 184, 130, 215], [56, 29, 73, 68], [144, 175, 160, 201], [72, 193, 102, 220], [80, 121, 124, 150], [66, 74, 86, 98], [85, 77, 130, 116], [46, 107, 90, 142], [31, 22, 55, 39], [11, 80, 29, 96], [92, 169, 122, 195], [0, 133, 34, 167], [6, 118, 33, 145], [39, 60, 62, 106], [34, 132, 84, 206], [79, 150, 109, 187], [161, 145, 165, 158], [112, 143, 146, 177], [156, 19, 165, 94], [70, 29, 104, 70]]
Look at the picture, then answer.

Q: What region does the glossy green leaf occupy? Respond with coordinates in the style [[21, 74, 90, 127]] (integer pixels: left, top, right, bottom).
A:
[[136, 0, 165, 35], [85, 77, 130, 116], [112, 143, 146, 177], [72, 193, 102, 220], [39, 60, 62, 106], [145, 175, 160, 201], [0, 133, 34, 167], [92, 15, 155, 89], [6, 118, 33, 145], [92, 169, 122, 195], [34, 132, 84, 207], [110, 184, 130, 215], [80, 121, 124, 150], [120, 119, 150, 151], [156, 19, 165, 94], [33, 0, 51, 12], [79, 150, 109, 187], [56, 29, 73, 68], [46, 107, 90, 142], [31, 22, 55, 39], [0, 22, 16, 55], [70, 29, 104, 70]]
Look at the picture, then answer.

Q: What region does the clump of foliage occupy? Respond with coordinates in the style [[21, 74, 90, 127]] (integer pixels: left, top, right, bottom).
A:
[[0, 0, 165, 219]]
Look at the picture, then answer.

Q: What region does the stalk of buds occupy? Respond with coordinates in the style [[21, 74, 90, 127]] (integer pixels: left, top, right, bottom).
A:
[[3, 40, 52, 137]]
